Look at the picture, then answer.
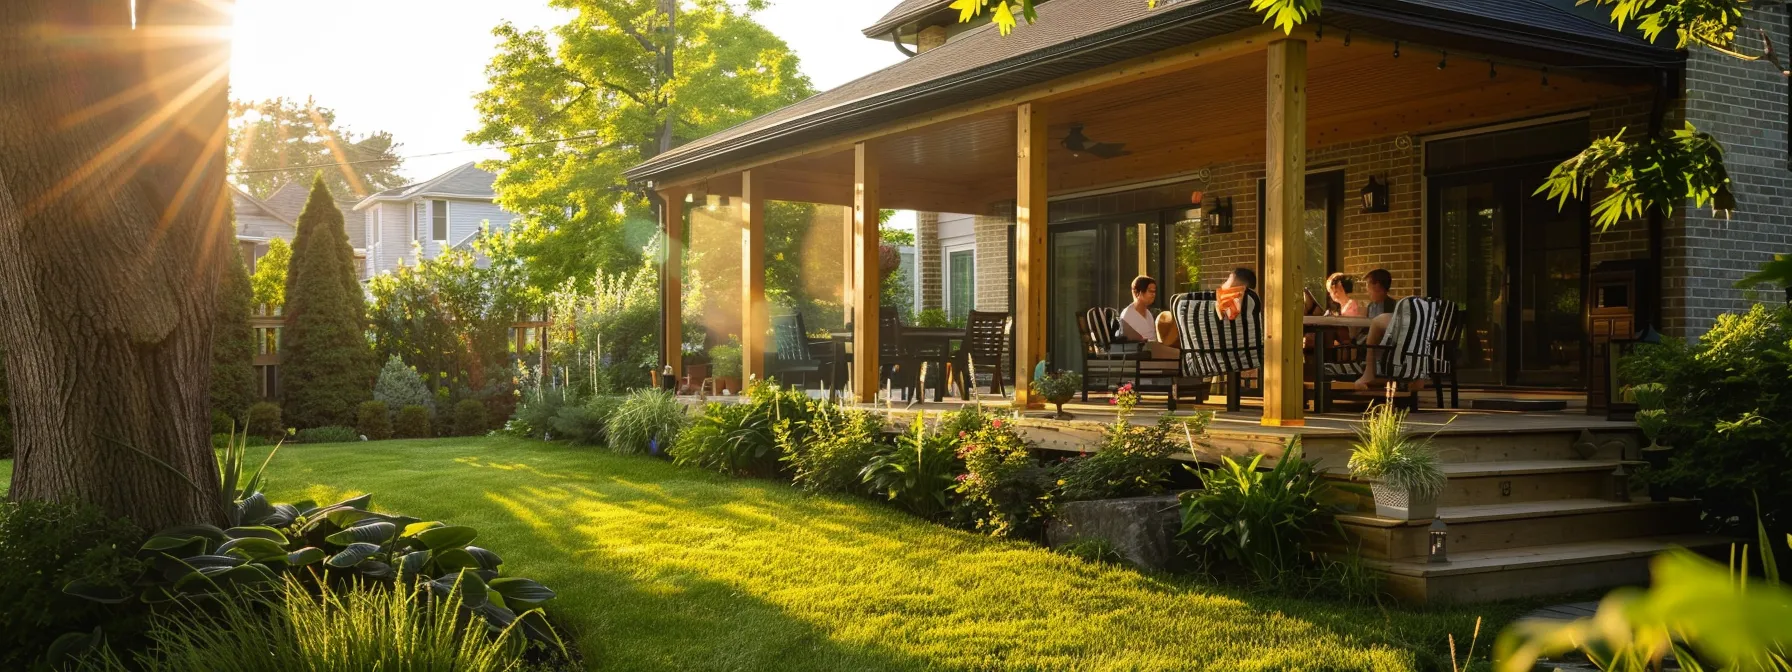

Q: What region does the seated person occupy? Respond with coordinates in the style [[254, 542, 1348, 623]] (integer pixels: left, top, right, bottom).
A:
[[1147, 311, 1180, 359], [1326, 273, 1365, 317], [1118, 275, 1158, 342], [1216, 267, 1255, 320], [1364, 268, 1397, 319], [1350, 299, 1430, 393]]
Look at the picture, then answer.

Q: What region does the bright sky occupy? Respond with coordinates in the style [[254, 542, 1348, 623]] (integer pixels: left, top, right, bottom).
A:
[[227, 0, 909, 185]]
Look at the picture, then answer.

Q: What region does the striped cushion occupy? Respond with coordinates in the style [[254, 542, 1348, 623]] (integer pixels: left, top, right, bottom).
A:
[[1172, 290, 1264, 378], [1084, 307, 1120, 349]]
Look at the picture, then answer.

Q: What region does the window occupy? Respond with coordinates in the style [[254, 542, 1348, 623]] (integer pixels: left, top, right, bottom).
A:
[[432, 200, 449, 242], [1256, 171, 1344, 302], [947, 249, 975, 321], [372, 208, 382, 245]]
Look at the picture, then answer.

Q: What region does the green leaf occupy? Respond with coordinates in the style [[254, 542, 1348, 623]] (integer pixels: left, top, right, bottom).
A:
[[325, 543, 381, 569], [430, 548, 482, 573], [141, 535, 209, 559], [415, 525, 477, 551], [63, 578, 131, 604], [236, 492, 273, 526], [215, 564, 278, 591], [264, 503, 301, 528], [217, 537, 288, 562], [397, 551, 431, 583], [465, 546, 503, 571], [46, 628, 105, 666], [326, 521, 398, 547], [403, 521, 445, 537], [429, 568, 488, 608], [225, 525, 288, 544], [357, 560, 396, 580], [286, 547, 327, 567], [326, 508, 382, 529], [154, 524, 227, 544], [489, 577, 556, 607]]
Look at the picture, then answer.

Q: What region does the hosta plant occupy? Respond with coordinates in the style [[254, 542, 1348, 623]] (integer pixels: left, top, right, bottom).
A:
[[861, 415, 965, 519], [1179, 439, 1347, 583]]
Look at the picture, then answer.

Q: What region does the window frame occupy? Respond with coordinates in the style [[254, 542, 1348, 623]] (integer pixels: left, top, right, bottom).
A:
[[373, 207, 382, 245], [432, 199, 450, 243], [944, 245, 977, 321]]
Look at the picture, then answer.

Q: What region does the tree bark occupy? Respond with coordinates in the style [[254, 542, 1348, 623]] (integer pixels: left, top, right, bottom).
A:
[[0, 0, 232, 529]]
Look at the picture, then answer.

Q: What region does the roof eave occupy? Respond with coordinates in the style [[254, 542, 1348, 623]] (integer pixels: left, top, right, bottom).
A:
[[861, 1, 954, 38]]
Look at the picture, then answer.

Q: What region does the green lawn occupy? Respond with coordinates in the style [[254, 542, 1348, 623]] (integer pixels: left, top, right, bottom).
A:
[[6, 441, 1525, 670]]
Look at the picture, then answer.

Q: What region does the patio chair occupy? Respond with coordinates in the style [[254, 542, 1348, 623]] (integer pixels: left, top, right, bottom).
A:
[[1431, 303, 1465, 409], [1076, 307, 1132, 401], [1322, 297, 1457, 411], [879, 307, 920, 399], [951, 310, 1011, 399], [1171, 289, 1264, 413], [767, 312, 831, 390]]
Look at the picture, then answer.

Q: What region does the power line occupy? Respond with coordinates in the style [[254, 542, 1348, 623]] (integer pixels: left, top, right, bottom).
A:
[[226, 133, 609, 176]]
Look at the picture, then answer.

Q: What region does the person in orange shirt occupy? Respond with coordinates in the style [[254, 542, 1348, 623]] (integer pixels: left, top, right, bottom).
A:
[[1216, 267, 1254, 320]]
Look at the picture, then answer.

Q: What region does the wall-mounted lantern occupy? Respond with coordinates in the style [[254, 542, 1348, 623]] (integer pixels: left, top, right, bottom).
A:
[[1360, 175, 1390, 213], [1204, 197, 1234, 235]]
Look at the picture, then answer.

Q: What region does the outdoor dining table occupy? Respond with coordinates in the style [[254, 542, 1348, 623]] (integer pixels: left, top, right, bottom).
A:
[[827, 326, 963, 402], [1304, 315, 1374, 413]]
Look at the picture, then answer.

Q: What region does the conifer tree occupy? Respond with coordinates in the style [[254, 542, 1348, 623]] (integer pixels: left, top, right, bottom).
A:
[[281, 175, 372, 428], [210, 249, 258, 422]]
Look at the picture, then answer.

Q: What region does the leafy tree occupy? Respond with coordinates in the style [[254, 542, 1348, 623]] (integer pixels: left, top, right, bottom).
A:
[[1, 0, 229, 529], [960, 0, 1781, 228], [367, 227, 540, 396], [373, 355, 435, 415], [467, 0, 815, 288], [250, 237, 291, 310], [211, 251, 259, 422], [229, 97, 406, 200], [281, 176, 373, 428]]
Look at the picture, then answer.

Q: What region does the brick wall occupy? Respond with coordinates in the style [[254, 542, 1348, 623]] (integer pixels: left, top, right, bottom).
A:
[[974, 204, 1013, 312], [917, 211, 943, 309], [1670, 5, 1792, 337]]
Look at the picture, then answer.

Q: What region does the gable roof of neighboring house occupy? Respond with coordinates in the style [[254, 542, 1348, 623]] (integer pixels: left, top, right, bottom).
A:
[[863, 0, 956, 37], [628, 0, 1677, 183], [229, 184, 296, 242], [259, 180, 368, 251], [352, 163, 500, 211]]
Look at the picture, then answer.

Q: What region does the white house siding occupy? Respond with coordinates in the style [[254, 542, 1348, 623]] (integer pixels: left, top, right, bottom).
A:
[[364, 201, 413, 278], [360, 198, 517, 278]]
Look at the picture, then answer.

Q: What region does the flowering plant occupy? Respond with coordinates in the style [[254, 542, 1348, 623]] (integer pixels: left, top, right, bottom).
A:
[[1110, 383, 1139, 417], [955, 420, 1051, 538]]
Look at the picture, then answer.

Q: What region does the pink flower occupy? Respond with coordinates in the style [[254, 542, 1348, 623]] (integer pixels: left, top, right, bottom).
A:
[[958, 431, 967, 439], [992, 419, 1003, 428], [1109, 398, 1117, 405], [955, 473, 968, 482]]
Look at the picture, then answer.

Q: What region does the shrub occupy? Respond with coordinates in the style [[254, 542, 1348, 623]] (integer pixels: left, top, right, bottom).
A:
[[356, 401, 392, 441], [295, 425, 361, 444], [956, 418, 1051, 538], [453, 399, 489, 436], [510, 386, 572, 439], [372, 355, 434, 415], [82, 578, 535, 672], [0, 501, 145, 670], [1619, 304, 1792, 540], [671, 382, 810, 475], [246, 402, 284, 441], [210, 409, 237, 436], [710, 341, 743, 379], [1054, 413, 1201, 502], [394, 405, 432, 439], [551, 395, 623, 445], [1178, 439, 1342, 583], [281, 177, 374, 429], [862, 415, 965, 519], [608, 388, 687, 455], [784, 403, 886, 493], [937, 403, 997, 438], [1346, 398, 1446, 499], [209, 250, 258, 423]]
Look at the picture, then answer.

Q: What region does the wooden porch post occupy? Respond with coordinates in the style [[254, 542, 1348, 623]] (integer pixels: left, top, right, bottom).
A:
[[741, 172, 768, 384], [1263, 39, 1307, 427], [659, 188, 685, 381], [1014, 102, 1049, 408], [842, 207, 856, 325], [852, 143, 882, 403]]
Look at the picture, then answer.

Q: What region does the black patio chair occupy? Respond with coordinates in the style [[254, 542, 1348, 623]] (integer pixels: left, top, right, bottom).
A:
[[767, 312, 831, 390], [1171, 290, 1264, 413], [951, 310, 1011, 399], [879, 307, 921, 400], [1431, 303, 1465, 409], [1322, 297, 1457, 411], [1076, 307, 1132, 401]]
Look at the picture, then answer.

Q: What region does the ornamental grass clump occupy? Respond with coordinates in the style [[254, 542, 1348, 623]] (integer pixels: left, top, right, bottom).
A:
[[1347, 398, 1447, 503], [607, 388, 687, 455]]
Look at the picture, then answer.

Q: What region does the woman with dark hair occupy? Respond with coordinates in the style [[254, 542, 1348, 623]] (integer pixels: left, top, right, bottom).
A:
[[1325, 272, 1365, 317], [1118, 275, 1158, 342]]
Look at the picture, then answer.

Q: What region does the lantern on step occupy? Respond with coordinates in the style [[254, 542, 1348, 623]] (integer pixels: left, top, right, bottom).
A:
[[1611, 463, 1632, 502], [1360, 175, 1390, 213], [1427, 518, 1449, 564]]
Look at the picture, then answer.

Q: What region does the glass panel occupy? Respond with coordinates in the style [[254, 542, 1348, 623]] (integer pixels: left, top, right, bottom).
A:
[[1171, 215, 1204, 293], [1437, 182, 1507, 385], [1517, 178, 1585, 386], [948, 250, 975, 322], [1050, 228, 1100, 374], [1301, 182, 1331, 301], [1100, 221, 1161, 308]]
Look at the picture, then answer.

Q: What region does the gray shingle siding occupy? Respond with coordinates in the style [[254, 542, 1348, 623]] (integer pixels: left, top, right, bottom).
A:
[[1670, 4, 1792, 337]]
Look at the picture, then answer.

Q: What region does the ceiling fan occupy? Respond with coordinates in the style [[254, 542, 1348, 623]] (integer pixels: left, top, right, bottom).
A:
[[1061, 123, 1129, 159]]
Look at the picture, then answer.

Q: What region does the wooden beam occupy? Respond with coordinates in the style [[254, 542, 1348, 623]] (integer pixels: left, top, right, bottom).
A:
[[655, 27, 1282, 189], [659, 188, 686, 381], [842, 206, 856, 325], [852, 143, 882, 403], [1262, 38, 1307, 427], [1014, 102, 1049, 409], [741, 171, 768, 384]]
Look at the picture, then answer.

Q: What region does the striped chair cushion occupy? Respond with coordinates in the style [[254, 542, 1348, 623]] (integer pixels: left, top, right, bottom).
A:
[[1323, 297, 1453, 381], [1084, 307, 1120, 349], [1172, 290, 1264, 378]]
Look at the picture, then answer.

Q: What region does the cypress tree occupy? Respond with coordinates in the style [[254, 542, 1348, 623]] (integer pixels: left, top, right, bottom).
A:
[[210, 248, 258, 423], [281, 175, 372, 428]]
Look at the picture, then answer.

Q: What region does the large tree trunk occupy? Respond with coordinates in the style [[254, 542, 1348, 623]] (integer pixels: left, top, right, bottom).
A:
[[0, 0, 233, 529]]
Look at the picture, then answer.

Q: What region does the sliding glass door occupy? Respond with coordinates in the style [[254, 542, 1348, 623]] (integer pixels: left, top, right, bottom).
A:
[[1048, 216, 1163, 374]]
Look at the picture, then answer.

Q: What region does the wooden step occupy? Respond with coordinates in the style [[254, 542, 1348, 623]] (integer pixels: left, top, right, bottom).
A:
[[1335, 499, 1701, 560], [1300, 429, 1638, 466], [1368, 534, 1733, 604], [1435, 460, 1622, 506]]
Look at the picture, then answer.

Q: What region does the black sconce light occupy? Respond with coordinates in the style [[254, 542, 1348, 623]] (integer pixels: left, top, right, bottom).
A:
[[1204, 197, 1234, 235], [1428, 518, 1449, 564], [1360, 175, 1390, 213]]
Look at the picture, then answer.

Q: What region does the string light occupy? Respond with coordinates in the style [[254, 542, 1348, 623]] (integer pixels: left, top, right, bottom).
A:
[[1316, 21, 1323, 40], [1393, 41, 1400, 58], [1489, 60, 1497, 79], [1542, 67, 1550, 86], [1438, 51, 1447, 69], [1343, 30, 1352, 46]]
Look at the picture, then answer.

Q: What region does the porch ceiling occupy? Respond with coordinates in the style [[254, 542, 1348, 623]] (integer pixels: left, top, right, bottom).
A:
[[715, 33, 1644, 213]]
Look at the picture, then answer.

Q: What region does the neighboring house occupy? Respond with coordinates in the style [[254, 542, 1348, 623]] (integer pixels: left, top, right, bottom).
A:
[[230, 181, 368, 277], [351, 163, 520, 280]]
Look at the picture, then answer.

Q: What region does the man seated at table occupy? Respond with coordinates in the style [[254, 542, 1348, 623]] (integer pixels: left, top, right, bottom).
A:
[[1116, 276, 1181, 359], [1364, 268, 1397, 318], [1350, 268, 1427, 391]]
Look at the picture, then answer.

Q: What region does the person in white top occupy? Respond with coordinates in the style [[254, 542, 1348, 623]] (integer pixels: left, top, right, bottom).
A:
[[1118, 276, 1158, 342]]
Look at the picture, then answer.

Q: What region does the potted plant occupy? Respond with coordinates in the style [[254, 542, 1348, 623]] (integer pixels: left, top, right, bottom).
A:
[[1031, 369, 1082, 419], [1631, 382, 1672, 501], [681, 343, 711, 394], [710, 339, 742, 396], [1347, 397, 1447, 520]]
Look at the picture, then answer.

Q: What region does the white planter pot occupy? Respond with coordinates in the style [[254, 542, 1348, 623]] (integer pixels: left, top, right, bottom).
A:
[[1370, 482, 1438, 521]]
